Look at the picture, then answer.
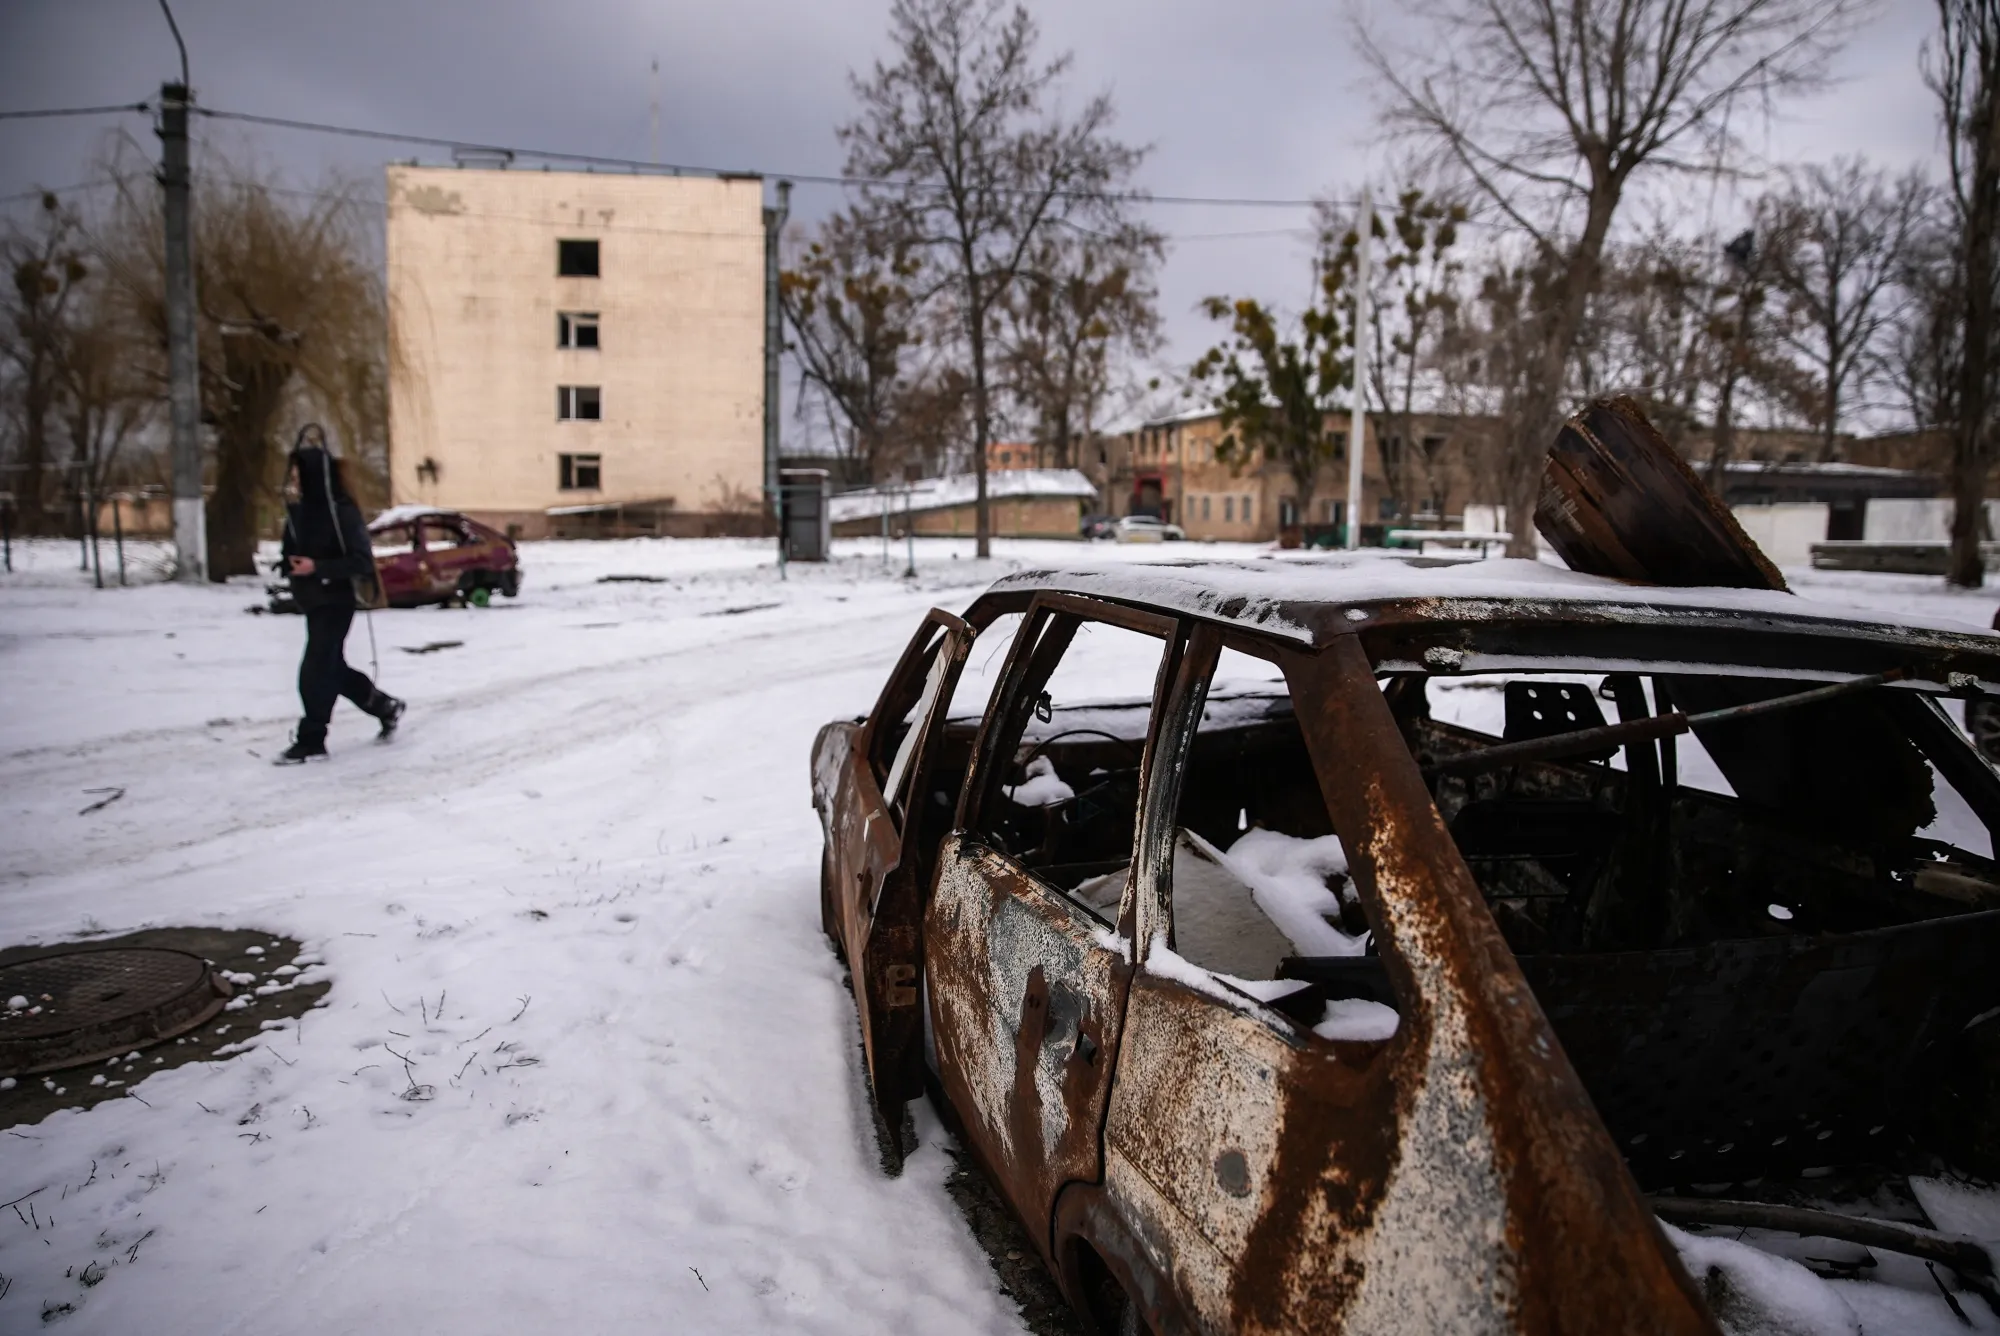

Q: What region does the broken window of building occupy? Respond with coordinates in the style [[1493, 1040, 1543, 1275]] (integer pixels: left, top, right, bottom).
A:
[[558, 452, 601, 490], [557, 386, 602, 421], [557, 239, 599, 277], [558, 312, 600, 349]]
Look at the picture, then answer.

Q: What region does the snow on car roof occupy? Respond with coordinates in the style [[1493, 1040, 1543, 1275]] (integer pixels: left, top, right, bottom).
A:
[[987, 552, 2000, 651], [369, 504, 453, 528]]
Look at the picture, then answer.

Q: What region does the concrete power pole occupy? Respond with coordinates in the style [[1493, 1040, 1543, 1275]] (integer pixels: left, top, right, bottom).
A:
[[1344, 183, 1370, 550], [763, 179, 791, 561], [161, 78, 204, 582]]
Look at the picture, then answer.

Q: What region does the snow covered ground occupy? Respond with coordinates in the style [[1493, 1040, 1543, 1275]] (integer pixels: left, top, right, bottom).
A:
[[2, 535, 1999, 1334]]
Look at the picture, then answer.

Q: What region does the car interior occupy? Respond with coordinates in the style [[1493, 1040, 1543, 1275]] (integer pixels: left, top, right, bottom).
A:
[[888, 606, 2000, 1192]]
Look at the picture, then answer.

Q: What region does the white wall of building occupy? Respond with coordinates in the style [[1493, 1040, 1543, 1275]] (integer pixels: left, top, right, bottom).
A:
[[1864, 498, 2000, 543], [387, 166, 766, 532], [1729, 503, 1829, 567]]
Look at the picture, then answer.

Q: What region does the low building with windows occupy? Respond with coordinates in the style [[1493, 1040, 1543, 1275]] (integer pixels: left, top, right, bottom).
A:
[[386, 164, 768, 538], [827, 469, 1098, 539], [1106, 409, 1488, 543]]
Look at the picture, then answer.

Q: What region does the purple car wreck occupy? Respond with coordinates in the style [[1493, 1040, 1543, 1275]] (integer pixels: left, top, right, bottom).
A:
[[811, 401, 2000, 1334]]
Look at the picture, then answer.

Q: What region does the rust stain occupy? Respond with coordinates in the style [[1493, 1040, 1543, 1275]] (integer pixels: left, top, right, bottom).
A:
[[1535, 396, 1786, 592]]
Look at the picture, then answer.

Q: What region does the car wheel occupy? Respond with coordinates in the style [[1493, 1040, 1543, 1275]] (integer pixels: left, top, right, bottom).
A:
[[499, 569, 521, 598], [1080, 1249, 1155, 1336]]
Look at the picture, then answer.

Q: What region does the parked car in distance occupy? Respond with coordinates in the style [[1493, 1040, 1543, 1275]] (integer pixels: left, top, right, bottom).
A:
[[368, 507, 520, 607], [1080, 514, 1116, 541], [1108, 514, 1184, 543]]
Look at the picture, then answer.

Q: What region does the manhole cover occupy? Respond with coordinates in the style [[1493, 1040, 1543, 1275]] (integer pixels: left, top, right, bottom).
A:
[[0, 948, 232, 1076]]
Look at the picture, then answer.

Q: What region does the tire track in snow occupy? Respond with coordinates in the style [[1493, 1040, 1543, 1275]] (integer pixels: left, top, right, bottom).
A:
[[0, 612, 907, 884]]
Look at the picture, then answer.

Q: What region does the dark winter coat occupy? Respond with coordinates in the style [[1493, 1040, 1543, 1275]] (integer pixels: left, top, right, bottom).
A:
[[282, 447, 383, 612]]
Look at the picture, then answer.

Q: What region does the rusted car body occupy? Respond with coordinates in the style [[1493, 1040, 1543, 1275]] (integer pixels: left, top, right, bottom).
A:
[[367, 507, 520, 607], [812, 406, 2000, 1333]]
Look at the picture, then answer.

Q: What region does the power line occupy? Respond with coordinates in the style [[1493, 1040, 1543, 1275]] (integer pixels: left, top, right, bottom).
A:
[[194, 104, 1330, 210], [0, 179, 119, 208], [197, 106, 773, 181], [0, 103, 150, 122], [0, 99, 1501, 223]]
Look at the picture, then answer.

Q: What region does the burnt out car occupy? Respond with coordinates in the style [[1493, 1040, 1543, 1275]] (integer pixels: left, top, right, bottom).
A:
[[367, 507, 520, 607], [811, 405, 2000, 1333]]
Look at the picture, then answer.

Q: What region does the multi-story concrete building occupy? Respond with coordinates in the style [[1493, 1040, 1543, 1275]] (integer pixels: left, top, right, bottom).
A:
[[386, 165, 768, 538]]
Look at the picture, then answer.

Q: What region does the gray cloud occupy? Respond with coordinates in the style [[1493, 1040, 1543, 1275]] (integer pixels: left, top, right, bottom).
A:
[[0, 0, 1951, 420]]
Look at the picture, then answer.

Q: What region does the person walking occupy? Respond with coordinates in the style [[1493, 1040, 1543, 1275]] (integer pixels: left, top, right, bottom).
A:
[[276, 429, 405, 764]]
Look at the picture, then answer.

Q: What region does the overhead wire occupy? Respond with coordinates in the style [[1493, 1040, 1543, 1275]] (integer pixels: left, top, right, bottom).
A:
[[192, 105, 1336, 210], [0, 103, 151, 122], [0, 98, 1518, 235]]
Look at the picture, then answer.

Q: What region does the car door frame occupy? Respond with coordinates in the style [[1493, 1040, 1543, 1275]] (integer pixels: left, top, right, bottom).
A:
[[926, 591, 1186, 1267], [828, 608, 977, 1121], [417, 516, 472, 599], [1080, 627, 1712, 1334], [367, 521, 420, 604]]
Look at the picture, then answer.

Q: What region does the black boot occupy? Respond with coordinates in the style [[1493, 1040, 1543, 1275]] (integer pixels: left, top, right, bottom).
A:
[[275, 721, 329, 765], [364, 689, 406, 741]]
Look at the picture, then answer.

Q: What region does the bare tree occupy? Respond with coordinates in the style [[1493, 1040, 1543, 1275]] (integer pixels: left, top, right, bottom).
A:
[[1704, 222, 1785, 484], [1364, 0, 1860, 554], [0, 194, 90, 532], [1927, 0, 2000, 587], [1000, 222, 1163, 472], [55, 268, 155, 519], [1888, 210, 1966, 438], [781, 209, 922, 485], [1436, 248, 1555, 526], [1594, 225, 1719, 452], [840, 0, 1147, 556], [1765, 158, 1932, 462], [1324, 187, 1467, 522], [97, 141, 386, 578], [1192, 240, 1355, 527]]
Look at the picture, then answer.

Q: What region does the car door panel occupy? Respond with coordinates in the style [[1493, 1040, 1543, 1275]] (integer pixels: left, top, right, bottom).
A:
[[368, 523, 421, 605], [926, 837, 1132, 1244], [830, 609, 974, 1113], [928, 595, 1185, 1262], [1094, 633, 1713, 1334], [418, 519, 470, 596]]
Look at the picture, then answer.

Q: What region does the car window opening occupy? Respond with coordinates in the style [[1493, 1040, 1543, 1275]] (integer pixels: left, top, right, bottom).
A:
[[969, 612, 1172, 921], [370, 523, 415, 558], [1163, 646, 1398, 1047], [1391, 664, 2000, 1191]]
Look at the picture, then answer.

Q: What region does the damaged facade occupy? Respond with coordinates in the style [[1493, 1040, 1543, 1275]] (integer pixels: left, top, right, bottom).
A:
[[386, 165, 768, 540]]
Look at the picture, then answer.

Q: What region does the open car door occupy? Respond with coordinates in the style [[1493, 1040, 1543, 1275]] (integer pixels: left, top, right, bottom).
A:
[[829, 609, 974, 1122]]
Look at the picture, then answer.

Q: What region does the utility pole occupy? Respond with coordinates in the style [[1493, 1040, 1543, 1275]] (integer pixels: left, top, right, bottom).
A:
[[159, 1, 203, 582], [648, 58, 660, 165], [1345, 183, 1371, 550], [764, 179, 791, 571]]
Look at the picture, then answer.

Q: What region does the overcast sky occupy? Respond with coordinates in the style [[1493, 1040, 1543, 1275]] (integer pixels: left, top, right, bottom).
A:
[[0, 0, 1951, 429]]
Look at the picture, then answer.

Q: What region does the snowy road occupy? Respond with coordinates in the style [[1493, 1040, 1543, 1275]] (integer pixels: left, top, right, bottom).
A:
[[0, 537, 1094, 1334], [3, 537, 1998, 1333]]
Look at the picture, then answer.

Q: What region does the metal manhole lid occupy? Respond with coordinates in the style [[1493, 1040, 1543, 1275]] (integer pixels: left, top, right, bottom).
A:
[[1, 947, 231, 1076]]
